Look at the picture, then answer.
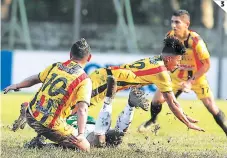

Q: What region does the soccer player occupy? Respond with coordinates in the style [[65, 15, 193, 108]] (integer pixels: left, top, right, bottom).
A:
[[7, 76, 124, 149], [4, 38, 92, 151], [138, 10, 227, 136], [90, 37, 204, 145]]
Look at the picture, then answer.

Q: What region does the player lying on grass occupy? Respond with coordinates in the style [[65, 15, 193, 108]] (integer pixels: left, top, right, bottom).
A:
[[89, 37, 205, 145], [138, 10, 227, 136], [4, 38, 92, 151]]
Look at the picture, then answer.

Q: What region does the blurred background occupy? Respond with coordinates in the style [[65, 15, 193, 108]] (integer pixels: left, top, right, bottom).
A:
[[1, 0, 227, 99]]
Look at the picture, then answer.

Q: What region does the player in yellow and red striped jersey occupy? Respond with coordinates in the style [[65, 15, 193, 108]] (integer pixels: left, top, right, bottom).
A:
[[90, 37, 204, 145], [90, 55, 172, 107], [4, 38, 92, 151], [138, 10, 227, 136]]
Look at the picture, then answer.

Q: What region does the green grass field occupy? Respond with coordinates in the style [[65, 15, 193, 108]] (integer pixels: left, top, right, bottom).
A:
[[1, 93, 227, 158]]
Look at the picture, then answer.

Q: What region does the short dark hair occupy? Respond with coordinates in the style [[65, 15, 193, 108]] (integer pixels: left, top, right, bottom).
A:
[[162, 36, 186, 55], [172, 9, 190, 21], [70, 38, 91, 59]]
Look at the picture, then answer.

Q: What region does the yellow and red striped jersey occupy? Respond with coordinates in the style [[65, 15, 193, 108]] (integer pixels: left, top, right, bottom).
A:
[[29, 60, 92, 128], [166, 30, 210, 82], [90, 55, 172, 106], [117, 55, 172, 92]]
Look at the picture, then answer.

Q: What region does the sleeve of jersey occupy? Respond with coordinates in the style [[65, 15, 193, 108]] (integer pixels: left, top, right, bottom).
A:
[[72, 78, 92, 106], [38, 64, 56, 82], [153, 71, 172, 92], [196, 40, 210, 60]]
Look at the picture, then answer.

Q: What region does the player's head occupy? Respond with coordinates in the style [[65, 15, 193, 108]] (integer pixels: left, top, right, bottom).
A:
[[70, 38, 92, 64], [171, 10, 190, 37], [162, 36, 186, 71]]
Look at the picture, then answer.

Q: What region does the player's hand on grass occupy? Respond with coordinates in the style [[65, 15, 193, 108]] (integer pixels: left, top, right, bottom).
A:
[[75, 133, 85, 142], [187, 123, 205, 132], [68, 133, 85, 144], [3, 84, 20, 94], [68, 133, 90, 151]]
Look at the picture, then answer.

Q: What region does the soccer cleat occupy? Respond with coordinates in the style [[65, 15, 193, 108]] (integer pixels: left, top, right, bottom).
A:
[[138, 120, 159, 133], [24, 135, 46, 149], [106, 75, 117, 98], [135, 98, 150, 111], [128, 88, 150, 111], [12, 102, 29, 132]]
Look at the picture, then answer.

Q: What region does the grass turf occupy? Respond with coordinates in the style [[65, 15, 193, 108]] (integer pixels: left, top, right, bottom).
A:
[[1, 93, 227, 157]]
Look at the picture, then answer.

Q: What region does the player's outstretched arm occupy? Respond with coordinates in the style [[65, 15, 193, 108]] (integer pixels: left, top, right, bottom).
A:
[[3, 74, 41, 94], [162, 91, 205, 132]]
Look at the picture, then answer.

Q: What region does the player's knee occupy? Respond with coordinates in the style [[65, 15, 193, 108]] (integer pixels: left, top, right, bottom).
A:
[[75, 138, 91, 152], [152, 96, 165, 104], [153, 90, 165, 103]]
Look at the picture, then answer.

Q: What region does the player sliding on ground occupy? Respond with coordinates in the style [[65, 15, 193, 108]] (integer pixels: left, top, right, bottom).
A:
[[138, 10, 227, 136]]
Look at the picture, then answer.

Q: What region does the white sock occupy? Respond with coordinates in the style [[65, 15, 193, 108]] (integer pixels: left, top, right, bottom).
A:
[[94, 97, 113, 135], [115, 104, 135, 133]]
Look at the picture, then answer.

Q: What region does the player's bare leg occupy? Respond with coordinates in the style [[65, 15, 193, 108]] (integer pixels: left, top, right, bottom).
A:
[[94, 75, 117, 147], [115, 87, 149, 133], [12, 102, 29, 131], [201, 97, 227, 136]]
